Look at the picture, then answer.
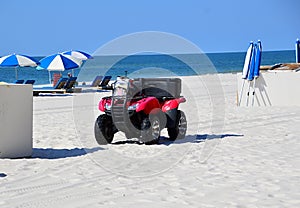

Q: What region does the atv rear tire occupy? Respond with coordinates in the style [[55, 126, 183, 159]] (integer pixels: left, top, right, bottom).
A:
[[94, 114, 115, 145], [168, 110, 187, 141]]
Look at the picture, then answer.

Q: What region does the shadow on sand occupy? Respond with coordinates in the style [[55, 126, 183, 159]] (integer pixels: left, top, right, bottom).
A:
[[111, 133, 244, 145], [112, 140, 144, 145], [31, 147, 102, 159], [159, 133, 244, 145], [27, 134, 243, 159]]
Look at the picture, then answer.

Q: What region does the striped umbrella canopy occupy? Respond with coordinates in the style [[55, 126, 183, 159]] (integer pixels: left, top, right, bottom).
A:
[[38, 53, 82, 71], [62, 50, 93, 60], [0, 54, 39, 79]]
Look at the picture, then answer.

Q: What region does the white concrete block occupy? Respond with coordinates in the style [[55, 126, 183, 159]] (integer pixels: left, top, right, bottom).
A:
[[0, 84, 33, 158]]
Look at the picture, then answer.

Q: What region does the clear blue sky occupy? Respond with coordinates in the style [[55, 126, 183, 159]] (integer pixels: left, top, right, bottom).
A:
[[0, 0, 299, 56]]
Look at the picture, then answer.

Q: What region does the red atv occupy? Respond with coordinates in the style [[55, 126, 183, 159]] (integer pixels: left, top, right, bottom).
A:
[[94, 77, 187, 144]]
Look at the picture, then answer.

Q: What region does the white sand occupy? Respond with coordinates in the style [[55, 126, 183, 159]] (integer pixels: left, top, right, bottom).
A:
[[1, 73, 300, 207]]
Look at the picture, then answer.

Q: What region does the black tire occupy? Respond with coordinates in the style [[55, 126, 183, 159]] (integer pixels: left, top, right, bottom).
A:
[[94, 114, 115, 145], [168, 110, 187, 141], [140, 115, 161, 145]]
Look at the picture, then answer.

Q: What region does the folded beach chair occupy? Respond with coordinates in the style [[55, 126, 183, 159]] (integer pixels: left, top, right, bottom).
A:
[[14, 80, 24, 84], [33, 77, 68, 96], [90, 75, 103, 87], [98, 76, 112, 90], [25, 80, 35, 85]]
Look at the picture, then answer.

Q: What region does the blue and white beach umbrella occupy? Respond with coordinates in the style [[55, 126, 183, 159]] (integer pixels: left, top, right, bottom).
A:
[[62, 50, 93, 60], [38, 53, 82, 71], [0, 54, 39, 79]]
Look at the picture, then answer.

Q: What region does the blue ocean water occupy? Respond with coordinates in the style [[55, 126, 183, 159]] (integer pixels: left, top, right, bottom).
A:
[[0, 50, 295, 85]]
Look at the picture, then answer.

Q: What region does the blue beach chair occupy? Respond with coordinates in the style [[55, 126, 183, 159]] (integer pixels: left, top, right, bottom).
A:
[[14, 80, 24, 84], [53, 77, 68, 89], [33, 77, 68, 96], [90, 75, 103, 87], [98, 76, 112, 90], [64, 77, 82, 93], [64, 77, 77, 89], [25, 80, 35, 85]]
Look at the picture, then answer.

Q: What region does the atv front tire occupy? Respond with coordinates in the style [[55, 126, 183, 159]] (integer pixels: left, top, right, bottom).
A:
[[94, 114, 115, 145], [168, 110, 187, 141]]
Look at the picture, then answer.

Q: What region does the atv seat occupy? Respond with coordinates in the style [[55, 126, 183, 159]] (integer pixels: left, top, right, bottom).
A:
[[132, 78, 181, 99], [142, 87, 175, 100]]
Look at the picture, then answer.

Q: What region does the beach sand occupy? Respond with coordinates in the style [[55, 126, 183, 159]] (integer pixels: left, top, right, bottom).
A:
[[1, 73, 300, 207]]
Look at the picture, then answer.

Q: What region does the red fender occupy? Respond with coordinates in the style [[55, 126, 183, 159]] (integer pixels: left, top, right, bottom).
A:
[[136, 97, 161, 114], [98, 98, 111, 112], [162, 97, 186, 112]]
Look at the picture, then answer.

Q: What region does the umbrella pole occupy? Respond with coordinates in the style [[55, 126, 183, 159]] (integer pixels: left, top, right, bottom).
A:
[[238, 79, 246, 106], [48, 71, 51, 84], [246, 80, 252, 107], [251, 78, 257, 106], [15, 67, 18, 80]]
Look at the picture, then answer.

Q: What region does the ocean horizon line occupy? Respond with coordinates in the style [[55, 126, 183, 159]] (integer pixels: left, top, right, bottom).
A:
[[25, 49, 295, 58]]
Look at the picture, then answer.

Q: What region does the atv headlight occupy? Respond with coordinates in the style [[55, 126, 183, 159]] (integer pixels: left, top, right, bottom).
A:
[[128, 103, 139, 111], [105, 103, 111, 111]]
